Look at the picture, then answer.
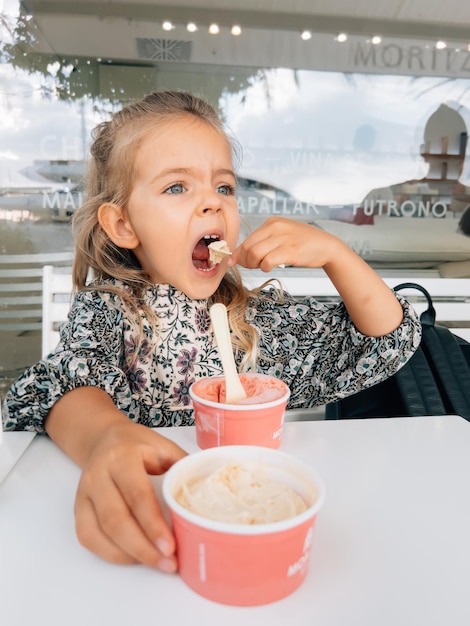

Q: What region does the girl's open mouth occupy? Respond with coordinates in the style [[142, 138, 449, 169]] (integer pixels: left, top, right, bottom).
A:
[[192, 235, 220, 270]]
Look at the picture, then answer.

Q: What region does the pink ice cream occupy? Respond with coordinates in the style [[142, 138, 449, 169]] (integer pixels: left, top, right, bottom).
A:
[[195, 374, 287, 405], [190, 373, 291, 448]]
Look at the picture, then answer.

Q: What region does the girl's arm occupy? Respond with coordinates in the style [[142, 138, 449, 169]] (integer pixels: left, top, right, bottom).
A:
[[45, 385, 187, 571], [232, 217, 403, 336], [322, 237, 403, 336]]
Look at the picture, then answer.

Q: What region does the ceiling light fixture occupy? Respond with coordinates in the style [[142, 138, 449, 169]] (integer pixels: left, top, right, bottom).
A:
[[162, 20, 173, 31], [371, 35, 382, 45], [336, 33, 348, 43], [231, 25, 242, 36], [301, 30, 312, 41], [186, 22, 197, 33], [436, 40, 447, 49], [208, 23, 220, 35]]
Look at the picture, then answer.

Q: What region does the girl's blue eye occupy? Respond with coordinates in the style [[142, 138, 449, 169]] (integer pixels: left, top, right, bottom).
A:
[[166, 183, 185, 194], [217, 184, 235, 196]]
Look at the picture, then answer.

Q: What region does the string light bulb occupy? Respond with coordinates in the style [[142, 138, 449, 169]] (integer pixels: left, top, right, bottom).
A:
[[301, 30, 312, 41], [208, 23, 220, 34], [436, 40, 447, 49], [231, 25, 242, 36], [162, 20, 173, 31], [186, 22, 198, 33], [371, 35, 382, 45], [336, 33, 348, 43]]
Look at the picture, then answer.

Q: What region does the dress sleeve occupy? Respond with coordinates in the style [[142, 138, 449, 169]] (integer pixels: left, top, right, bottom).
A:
[[2, 289, 134, 432], [246, 288, 422, 409]]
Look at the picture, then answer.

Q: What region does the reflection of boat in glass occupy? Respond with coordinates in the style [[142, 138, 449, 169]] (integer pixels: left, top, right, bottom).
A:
[[0, 159, 85, 221], [20, 159, 85, 185], [0, 187, 83, 221], [235, 177, 470, 273]]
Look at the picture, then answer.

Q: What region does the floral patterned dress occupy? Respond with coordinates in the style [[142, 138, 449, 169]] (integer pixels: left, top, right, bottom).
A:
[[2, 281, 421, 432]]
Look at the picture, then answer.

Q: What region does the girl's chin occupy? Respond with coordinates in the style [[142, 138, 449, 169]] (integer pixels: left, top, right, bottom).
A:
[[182, 272, 224, 300], [149, 264, 222, 296]]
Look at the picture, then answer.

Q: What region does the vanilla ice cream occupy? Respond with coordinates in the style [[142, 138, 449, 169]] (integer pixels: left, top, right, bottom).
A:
[[175, 461, 309, 524], [208, 239, 232, 265]]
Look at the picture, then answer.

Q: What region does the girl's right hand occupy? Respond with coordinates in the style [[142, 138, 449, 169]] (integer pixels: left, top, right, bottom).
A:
[[73, 420, 187, 572]]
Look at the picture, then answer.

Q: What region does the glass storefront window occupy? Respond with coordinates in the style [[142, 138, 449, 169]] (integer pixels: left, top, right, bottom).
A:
[[2, 1, 470, 389]]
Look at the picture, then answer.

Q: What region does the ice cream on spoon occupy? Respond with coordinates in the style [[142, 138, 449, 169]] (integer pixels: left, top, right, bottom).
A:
[[208, 238, 286, 269], [208, 239, 232, 265]]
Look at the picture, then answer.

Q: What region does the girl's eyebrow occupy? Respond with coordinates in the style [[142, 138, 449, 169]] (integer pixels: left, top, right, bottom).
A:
[[153, 167, 236, 181], [216, 168, 237, 179], [155, 167, 190, 179]]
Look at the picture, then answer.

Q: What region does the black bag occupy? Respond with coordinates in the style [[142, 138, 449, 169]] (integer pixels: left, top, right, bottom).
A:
[[325, 282, 470, 421]]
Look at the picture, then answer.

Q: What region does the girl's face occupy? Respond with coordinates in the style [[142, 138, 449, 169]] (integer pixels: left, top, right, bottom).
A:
[[108, 115, 240, 299]]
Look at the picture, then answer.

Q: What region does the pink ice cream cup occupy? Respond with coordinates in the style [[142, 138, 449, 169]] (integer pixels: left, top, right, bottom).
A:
[[162, 445, 326, 606], [189, 373, 290, 449]]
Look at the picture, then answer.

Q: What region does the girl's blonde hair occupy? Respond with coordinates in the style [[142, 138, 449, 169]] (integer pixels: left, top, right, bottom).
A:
[[72, 90, 268, 369]]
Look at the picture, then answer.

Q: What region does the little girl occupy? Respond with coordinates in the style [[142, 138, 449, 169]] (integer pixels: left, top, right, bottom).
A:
[[2, 91, 421, 574]]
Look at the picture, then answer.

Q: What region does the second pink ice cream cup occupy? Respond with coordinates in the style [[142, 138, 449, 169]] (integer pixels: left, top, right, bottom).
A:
[[190, 372, 290, 449]]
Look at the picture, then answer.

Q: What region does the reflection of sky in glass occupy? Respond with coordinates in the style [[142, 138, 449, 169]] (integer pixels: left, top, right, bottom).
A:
[[223, 69, 470, 204], [2, 49, 470, 203], [0, 64, 99, 187], [0, 0, 19, 16]]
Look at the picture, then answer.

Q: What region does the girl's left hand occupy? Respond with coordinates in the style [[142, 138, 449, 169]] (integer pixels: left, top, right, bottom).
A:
[[229, 217, 341, 272]]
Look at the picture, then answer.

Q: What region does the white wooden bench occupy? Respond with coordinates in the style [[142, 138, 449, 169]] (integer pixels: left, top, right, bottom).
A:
[[0, 252, 74, 335], [240, 268, 470, 342], [42, 264, 74, 357]]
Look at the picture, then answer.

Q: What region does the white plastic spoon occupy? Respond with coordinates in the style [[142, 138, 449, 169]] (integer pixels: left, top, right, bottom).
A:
[[209, 303, 247, 403]]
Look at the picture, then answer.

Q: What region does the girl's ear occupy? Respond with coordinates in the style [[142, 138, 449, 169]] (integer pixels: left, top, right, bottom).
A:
[[98, 203, 139, 249]]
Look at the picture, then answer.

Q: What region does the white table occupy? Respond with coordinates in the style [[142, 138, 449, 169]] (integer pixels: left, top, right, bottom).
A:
[[0, 431, 35, 484], [1, 416, 470, 626]]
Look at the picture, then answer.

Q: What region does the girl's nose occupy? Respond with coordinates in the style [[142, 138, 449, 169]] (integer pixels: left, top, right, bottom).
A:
[[199, 189, 222, 214]]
